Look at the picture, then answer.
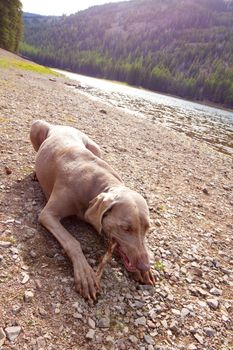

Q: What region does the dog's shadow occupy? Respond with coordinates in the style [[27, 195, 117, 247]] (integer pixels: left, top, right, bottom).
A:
[[6, 172, 123, 290]]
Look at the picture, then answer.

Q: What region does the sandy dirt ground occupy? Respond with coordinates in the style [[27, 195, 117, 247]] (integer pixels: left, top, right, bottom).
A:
[[0, 49, 232, 350]]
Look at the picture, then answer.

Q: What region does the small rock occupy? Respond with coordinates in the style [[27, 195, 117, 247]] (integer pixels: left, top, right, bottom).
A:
[[129, 335, 138, 344], [135, 316, 147, 326], [147, 320, 156, 328], [193, 333, 203, 344], [21, 273, 30, 284], [36, 336, 46, 348], [144, 334, 154, 345], [54, 308, 60, 314], [204, 327, 216, 337], [35, 279, 42, 289], [100, 109, 107, 114], [88, 318, 95, 329], [171, 308, 181, 316], [5, 166, 12, 175], [73, 312, 82, 319], [154, 219, 162, 227], [169, 320, 179, 334], [86, 329, 95, 340], [29, 250, 37, 258], [181, 307, 190, 318], [106, 336, 114, 343], [148, 346, 154, 350], [210, 287, 221, 296], [161, 319, 168, 329], [12, 304, 22, 314], [223, 184, 233, 191], [0, 241, 12, 248], [39, 307, 47, 316], [24, 290, 34, 302], [167, 294, 174, 302], [207, 298, 219, 309], [98, 317, 110, 328], [188, 345, 197, 350], [5, 326, 21, 342]]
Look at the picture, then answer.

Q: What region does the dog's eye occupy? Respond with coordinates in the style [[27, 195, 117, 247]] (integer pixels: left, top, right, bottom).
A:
[[121, 225, 132, 233]]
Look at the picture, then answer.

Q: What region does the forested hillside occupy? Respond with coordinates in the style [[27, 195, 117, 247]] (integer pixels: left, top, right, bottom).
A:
[[0, 0, 23, 52], [20, 0, 233, 107]]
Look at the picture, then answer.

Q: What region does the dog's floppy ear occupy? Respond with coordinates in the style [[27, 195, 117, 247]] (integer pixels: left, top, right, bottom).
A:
[[84, 187, 122, 234]]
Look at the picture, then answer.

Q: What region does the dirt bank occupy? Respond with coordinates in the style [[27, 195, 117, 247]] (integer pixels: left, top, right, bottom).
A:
[[0, 49, 232, 350]]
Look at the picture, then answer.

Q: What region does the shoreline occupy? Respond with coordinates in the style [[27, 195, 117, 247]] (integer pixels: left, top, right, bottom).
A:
[[55, 68, 233, 158], [0, 49, 233, 350], [53, 67, 233, 114]]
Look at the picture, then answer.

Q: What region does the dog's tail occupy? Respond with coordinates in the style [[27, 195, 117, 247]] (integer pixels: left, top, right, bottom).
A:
[[30, 120, 50, 152]]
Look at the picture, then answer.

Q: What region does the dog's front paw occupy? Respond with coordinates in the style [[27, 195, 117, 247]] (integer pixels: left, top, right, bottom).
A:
[[132, 270, 156, 286], [73, 260, 99, 300]]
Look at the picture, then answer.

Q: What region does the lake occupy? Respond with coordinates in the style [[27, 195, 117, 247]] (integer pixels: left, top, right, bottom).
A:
[[54, 69, 233, 157]]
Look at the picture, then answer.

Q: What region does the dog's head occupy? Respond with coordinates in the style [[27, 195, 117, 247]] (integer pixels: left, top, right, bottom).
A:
[[85, 186, 151, 273]]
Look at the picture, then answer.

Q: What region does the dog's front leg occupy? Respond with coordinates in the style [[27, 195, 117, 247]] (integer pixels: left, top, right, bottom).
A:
[[38, 206, 98, 300]]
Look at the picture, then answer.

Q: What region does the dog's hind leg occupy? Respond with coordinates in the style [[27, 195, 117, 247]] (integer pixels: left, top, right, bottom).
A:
[[38, 191, 98, 300]]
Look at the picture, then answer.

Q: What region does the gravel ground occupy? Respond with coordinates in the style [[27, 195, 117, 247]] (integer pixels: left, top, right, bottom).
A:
[[0, 49, 232, 350]]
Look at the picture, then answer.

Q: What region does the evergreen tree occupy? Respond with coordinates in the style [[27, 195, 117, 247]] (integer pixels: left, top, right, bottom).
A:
[[0, 0, 23, 52]]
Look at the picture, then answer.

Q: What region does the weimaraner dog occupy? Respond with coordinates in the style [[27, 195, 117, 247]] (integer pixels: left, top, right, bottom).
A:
[[30, 120, 155, 299]]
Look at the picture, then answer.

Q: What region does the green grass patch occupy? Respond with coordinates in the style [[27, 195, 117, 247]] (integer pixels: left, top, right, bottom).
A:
[[0, 57, 59, 76], [154, 261, 165, 271]]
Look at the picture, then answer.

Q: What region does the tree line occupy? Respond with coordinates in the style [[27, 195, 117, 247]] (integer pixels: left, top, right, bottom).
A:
[[21, 0, 233, 107], [0, 0, 23, 52]]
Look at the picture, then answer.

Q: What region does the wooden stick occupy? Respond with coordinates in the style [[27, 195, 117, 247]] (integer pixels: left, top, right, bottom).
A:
[[96, 241, 117, 283]]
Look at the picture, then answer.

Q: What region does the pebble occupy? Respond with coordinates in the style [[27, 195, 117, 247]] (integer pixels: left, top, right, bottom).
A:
[[73, 313, 82, 319], [98, 317, 110, 328], [144, 334, 154, 345], [39, 307, 47, 316], [169, 320, 179, 333], [148, 346, 154, 350], [106, 336, 114, 343], [24, 290, 34, 302], [129, 335, 138, 344], [135, 316, 147, 326], [181, 307, 190, 318], [210, 287, 221, 296], [29, 250, 37, 258], [207, 298, 219, 309], [188, 345, 197, 350], [21, 273, 30, 284], [86, 329, 95, 340], [204, 327, 216, 337], [147, 320, 156, 328], [193, 333, 203, 344], [0, 241, 12, 248], [12, 304, 22, 314], [161, 319, 168, 329], [5, 326, 21, 342], [171, 308, 181, 316], [88, 318, 95, 329], [54, 308, 60, 314]]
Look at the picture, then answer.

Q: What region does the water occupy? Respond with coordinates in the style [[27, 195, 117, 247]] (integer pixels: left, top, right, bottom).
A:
[[54, 69, 233, 156]]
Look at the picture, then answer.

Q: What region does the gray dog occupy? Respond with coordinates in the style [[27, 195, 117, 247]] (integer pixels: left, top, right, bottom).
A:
[[30, 120, 155, 299]]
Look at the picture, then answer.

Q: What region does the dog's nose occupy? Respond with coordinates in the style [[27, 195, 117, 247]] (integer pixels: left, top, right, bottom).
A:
[[136, 261, 151, 272]]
